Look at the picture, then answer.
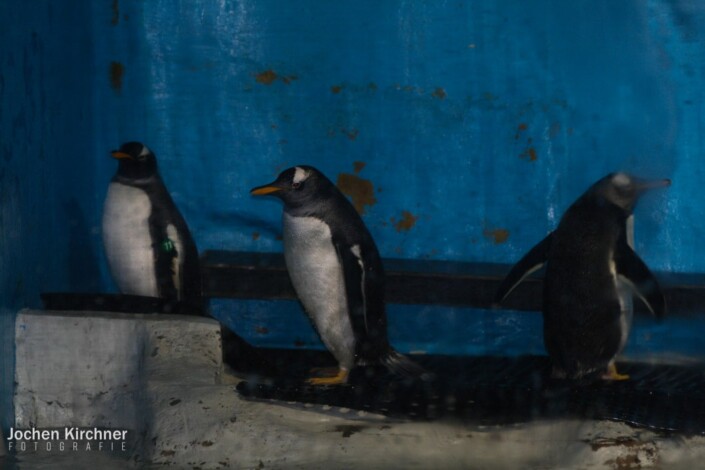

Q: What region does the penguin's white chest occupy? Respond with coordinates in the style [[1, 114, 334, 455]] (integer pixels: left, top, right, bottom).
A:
[[609, 254, 633, 356], [283, 213, 355, 369], [102, 183, 158, 296]]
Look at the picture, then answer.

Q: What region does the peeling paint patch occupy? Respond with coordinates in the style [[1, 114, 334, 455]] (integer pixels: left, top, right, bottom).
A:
[[109, 61, 124, 92], [391, 211, 418, 232], [483, 227, 510, 244], [432, 87, 447, 100], [336, 173, 377, 215], [331, 85, 343, 94]]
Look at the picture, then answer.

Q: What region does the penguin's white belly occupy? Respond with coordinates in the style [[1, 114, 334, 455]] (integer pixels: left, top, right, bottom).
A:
[[102, 183, 158, 297], [616, 277, 634, 354], [609, 256, 633, 357], [283, 213, 355, 369]]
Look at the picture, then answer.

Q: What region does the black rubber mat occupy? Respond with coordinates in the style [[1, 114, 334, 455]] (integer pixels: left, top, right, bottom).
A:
[[41, 292, 206, 315], [236, 354, 705, 435]]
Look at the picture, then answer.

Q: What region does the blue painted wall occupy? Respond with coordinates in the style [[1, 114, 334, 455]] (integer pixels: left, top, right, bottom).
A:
[[3, 0, 705, 430], [92, 0, 693, 269], [0, 1, 100, 433]]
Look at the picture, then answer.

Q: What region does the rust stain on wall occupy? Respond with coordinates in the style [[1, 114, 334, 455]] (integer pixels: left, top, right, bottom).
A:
[[432, 87, 447, 100], [252, 231, 260, 241], [111, 0, 120, 26], [483, 227, 510, 244], [520, 147, 538, 162], [343, 128, 359, 140], [331, 85, 343, 94], [256, 70, 278, 85], [109, 61, 124, 92], [353, 161, 366, 174], [336, 173, 377, 215], [256, 70, 297, 85], [392, 211, 418, 232]]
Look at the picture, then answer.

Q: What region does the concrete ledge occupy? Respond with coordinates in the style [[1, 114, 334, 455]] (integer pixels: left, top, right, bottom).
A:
[[14, 310, 221, 431], [11, 309, 705, 468]]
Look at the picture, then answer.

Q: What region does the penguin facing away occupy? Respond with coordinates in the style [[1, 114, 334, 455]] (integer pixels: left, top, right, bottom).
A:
[[495, 172, 670, 380], [251, 165, 426, 385], [102, 142, 202, 312]]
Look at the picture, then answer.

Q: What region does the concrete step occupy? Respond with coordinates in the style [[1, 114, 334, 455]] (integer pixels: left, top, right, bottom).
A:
[[10, 309, 705, 469]]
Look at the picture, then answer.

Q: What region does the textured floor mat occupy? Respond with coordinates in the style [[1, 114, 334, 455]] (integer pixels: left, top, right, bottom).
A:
[[236, 354, 705, 434]]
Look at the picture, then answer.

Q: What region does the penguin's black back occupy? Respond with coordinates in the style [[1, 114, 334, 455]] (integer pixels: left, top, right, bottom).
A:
[[543, 197, 626, 376]]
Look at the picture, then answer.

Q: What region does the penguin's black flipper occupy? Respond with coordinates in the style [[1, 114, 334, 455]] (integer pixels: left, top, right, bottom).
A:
[[494, 232, 554, 305], [615, 239, 666, 319], [333, 240, 387, 360], [333, 239, 429, 380]]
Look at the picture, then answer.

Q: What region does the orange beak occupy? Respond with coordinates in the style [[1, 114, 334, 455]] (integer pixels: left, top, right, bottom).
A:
[[250, 185, 282, 195], [111, 151, 132, 160]]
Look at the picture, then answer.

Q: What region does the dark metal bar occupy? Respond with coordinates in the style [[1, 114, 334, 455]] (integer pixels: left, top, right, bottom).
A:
[[201, 250, 705, 315]]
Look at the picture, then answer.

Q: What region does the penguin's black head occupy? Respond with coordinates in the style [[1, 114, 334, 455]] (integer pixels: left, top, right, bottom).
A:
[[111, 142, 158, 180], [250, 166, 334, 208], [591, 172, 671, 213]]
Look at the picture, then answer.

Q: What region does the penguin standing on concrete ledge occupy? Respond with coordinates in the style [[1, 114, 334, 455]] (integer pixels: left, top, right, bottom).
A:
[[102, 142, 202, 311], [251, 166, 426, 385], [495, 172, 670, 380]]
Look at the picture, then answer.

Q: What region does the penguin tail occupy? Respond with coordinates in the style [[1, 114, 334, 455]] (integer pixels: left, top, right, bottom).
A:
[[381, 349, 434, 381]]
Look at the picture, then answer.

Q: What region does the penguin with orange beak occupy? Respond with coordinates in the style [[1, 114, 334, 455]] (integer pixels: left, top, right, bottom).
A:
[[252, 165, 427, 385], [102, 142, 202, 309]]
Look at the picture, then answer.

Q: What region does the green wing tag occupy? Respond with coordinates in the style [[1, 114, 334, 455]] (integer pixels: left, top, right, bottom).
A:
[[160, 238, 176, 254]]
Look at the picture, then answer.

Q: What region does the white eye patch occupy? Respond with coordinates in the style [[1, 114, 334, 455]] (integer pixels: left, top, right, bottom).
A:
[[612, 172, 631, 187], [139, 145, 151, 157], [293, 167, 310, 184]]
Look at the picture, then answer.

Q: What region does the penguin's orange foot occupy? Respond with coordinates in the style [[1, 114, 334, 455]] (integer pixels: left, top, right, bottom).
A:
[[307, 368, 349, 385], [308, 366, 341, 378], [602, 362, 629, 381]]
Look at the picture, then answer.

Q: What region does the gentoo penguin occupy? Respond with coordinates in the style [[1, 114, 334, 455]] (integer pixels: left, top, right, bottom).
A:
[[102, 142, 202, 311], [495, 172, 670, 380], [251, 165, 426, 385]]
